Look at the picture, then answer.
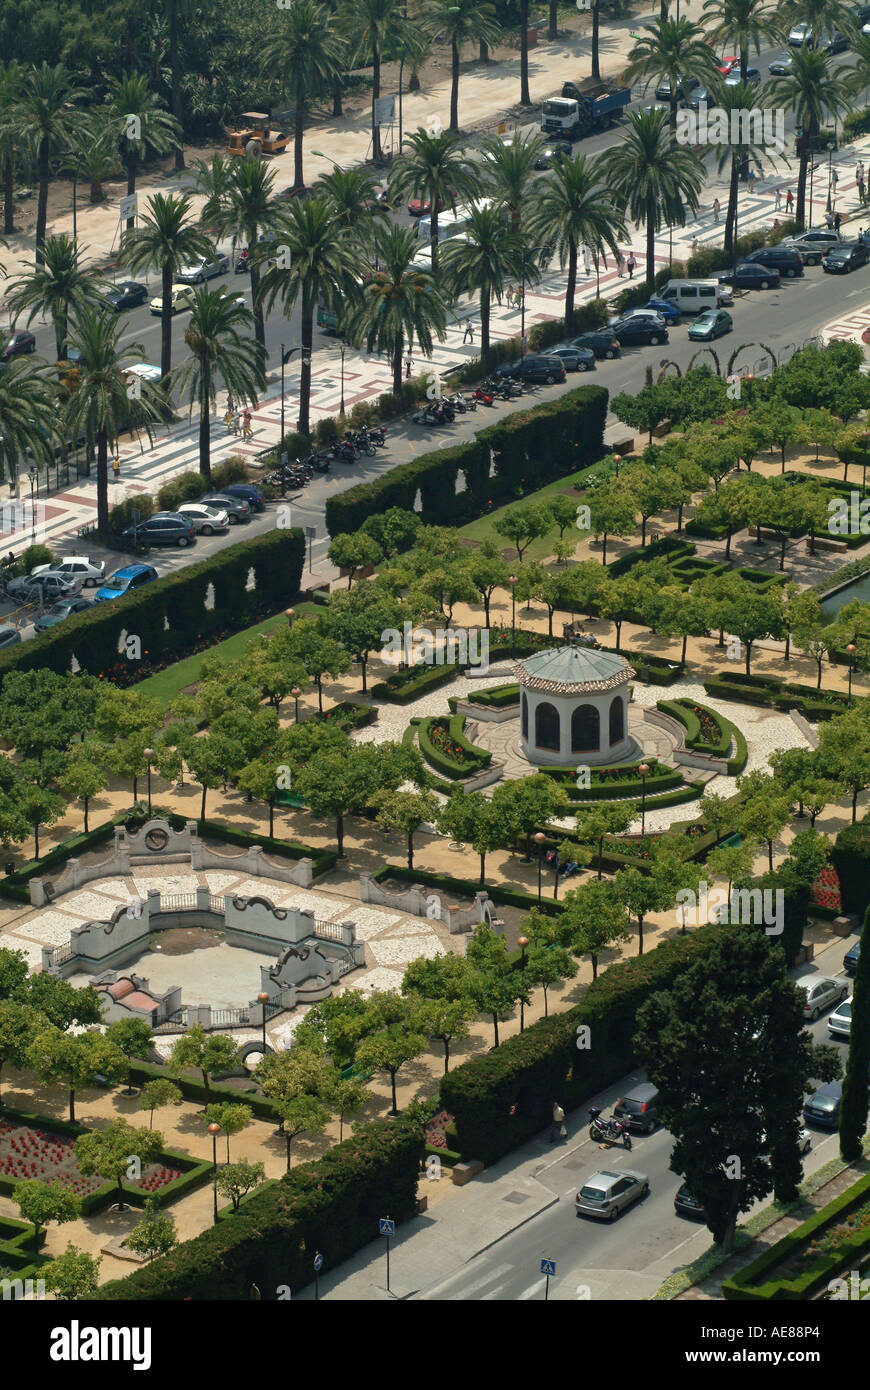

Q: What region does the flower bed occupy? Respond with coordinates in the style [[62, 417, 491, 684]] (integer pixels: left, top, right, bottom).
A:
[[418, 715, 491, 779]]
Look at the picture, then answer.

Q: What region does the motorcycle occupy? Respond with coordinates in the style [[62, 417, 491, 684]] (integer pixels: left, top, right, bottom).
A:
[[331, 439, 358, 462], [448, 392, 475, 414], [235, 249, 250, 274], [470, 384, 496, 406], [413, 400, 455, 426], [486, 375, 523, 400], [345, 429, 377, 457], [362, 424, 388, 447], [588, 1107, 632, 1150]]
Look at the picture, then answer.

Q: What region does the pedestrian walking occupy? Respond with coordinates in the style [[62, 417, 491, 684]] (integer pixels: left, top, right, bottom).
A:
[[857, 162, 866, 204], [835, 210, 841, 233], [774, 186, 782, 212], [549, 1101, 566, 1144], [626, 251, 636, 280], [786, 189, 794, 214], [712, 196, 721, 224], [462, 317, 474, 343], [746, 168, 756, 195], [112, 455, 121, 483], [515, 285, 524, 313], [242, 408, 252, 441], [233, 408, 243, 436], [825, 208, 835, 230], [224, 407, 234, 434], [582, 244, 592, 276], [506, 284, 516, 308], [831, 168, 839, 201], [617, 252, 626, 277], [404, 350, 414, 379]]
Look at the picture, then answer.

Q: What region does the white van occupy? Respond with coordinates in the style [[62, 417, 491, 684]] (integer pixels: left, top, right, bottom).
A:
[[659, 279, 732, 312]]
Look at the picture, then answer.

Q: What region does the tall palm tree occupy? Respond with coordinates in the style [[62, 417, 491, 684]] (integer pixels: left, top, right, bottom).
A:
[[13, 63, 88, 262], [520, 0, 532, 105], [0, 62, 22, 236], [529, 154, 625, 334], [773, 0, 855, 47], [600, 108, 704, 290], [767, 48, 849, 227], [349, 0, 407, 163], [172, 288, 264, 482], [260, 1, 345, 191], [201, 158, 289, 357], [62, 308, 164, 537], [313, 165, 390, 247], [259, 196, 358, 437], [625, 18, 720, 127], [480, 129, 545, 231], [5, 234, 104, 359], [442, 205, 522, 370], [590, 0, 604, 81], [423, 0, 501, 132], [59, 121, 122, 210], [708, 81, 775, 255], [346, 224, 447, 395], [0, 357, 56, 488], [703, 0, 780, 83], [844, 30, 870, 97], [165, 0, 187, 171], [105, 74, 182, 230], [121, 192, 215, 385], [388, 128, 482, 272]]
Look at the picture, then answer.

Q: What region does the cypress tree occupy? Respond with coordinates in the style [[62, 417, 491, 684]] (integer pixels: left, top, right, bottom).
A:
[[839, 907, 870, 1162]]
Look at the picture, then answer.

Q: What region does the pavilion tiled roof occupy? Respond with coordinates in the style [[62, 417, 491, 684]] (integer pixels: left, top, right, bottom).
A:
[[513, 645, 635, 694]]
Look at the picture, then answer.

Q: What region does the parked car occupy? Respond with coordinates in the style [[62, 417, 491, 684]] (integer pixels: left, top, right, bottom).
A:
[[820, 30, 849, 53], [644, 297, 682, 323], [544, 346, 596, 372], [6, 572, 79, 601], [609, 316, 669, 346], [743, 246, 804, 278], [33, 596, 92, 631], [94, 563, 159, 602], [221, 483, 265, 513], [575, 1169, 649, 1220], [31, 555, 106, 587], [200, 492, 251, 523], [613, 1083, 660, 1134], [768, 51, 794, 75], [823, 241, 870, 273], [655, 75, 700, 101], [175, 253, 230, 284], [102, 280, 149, 312], [724, 65, 761, 86], [788, 21, 813, 44], [496, 354, 567, 384], [716, 56, 738, 74], [781, 229, 841, 264], [794, 973, 849, 1020], [0, 627, 21, 648], [844, 940, 861, 975], [718, 262, 781, 289], [609, 307, 667, 329], [121, 512, 196, 547], [687, 307, 733, 340], [177, 502, 230, 534], [828, 997, 852, 1038], [803, 1080, 842, 1128], [408, 195, 446, 215], [149, 284, 194, 316], [683, 83, 716, 110], [569, 331, 621, 359], [2, 330, 36, 360], [534, 140, 574, 170], [674, 1183, 706, 1220]]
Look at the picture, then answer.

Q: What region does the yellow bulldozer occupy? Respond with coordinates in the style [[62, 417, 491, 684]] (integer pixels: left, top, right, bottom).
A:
[[226, 113, 290, 158]]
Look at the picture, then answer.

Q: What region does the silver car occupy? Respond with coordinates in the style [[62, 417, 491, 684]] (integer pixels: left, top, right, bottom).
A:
[[575, 1168, 649, 1221], [6, 572, 80, 601], [31, 555, 105, 587], [794, 974, 849, 1021], [200, 492, 250, 524], [828, 997, 852, 1038], [177, 502, 230, 534], [175, 253, 230, 284]]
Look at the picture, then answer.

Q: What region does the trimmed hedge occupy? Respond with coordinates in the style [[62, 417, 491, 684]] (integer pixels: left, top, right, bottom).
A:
[[831, 820, 870, 917], [0, 529, 306, 688], [464, 682, 520, 708], [703, 672, 850, 722], [324, 385, 608, 537], [372, 863, 564, 917], [126, 1061, 281, 1120], [370, 661, 467, 703], [195, 819, 338, 879], [728, 727, 749, 776], [417, 717, 484, 779], [94, 1118, 423, 1300]]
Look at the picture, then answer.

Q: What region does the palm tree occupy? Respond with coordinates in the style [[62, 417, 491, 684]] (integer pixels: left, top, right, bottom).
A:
[[172, 288, 264, 482], [5, 234, 104, 359], [0, 62, 22, 236], [625, 18, 720, 127], [442, 204, 522, 370], [349, 0, 407, 163], [260, 1, 345, 191], [772, 0, 855, 47], [314, 164, 391, 241], [708, 81, 775, 256], [202, 158, 289, 357], [346, 224, 447, 395], [0, 357, 56, 488], [480, 129, 545, 232], [62, 308, 164, 537], [844, 30, 870, 98], [105, 74, 182, 230], [529, 154, 625, 334], [703, 0, 780, 84], [13, 63, 88, 262], [767, 48, 849, 227], [423, 0, 501, 132], [166, 0, 186, 171], [59, 122, 122, 208], [259, 196, 358, 437], [590, 0, 604, 81], [520, 0, 532, 105], [388, 128, 482, 271], [600, 107, 704, 290], [121, 192, 215, 385]]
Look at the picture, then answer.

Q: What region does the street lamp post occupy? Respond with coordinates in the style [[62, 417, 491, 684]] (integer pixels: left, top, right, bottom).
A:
[[509, 574, 518, 658], [810, 157, 816, 230], [291, 685, 302, 722], [144, 748, 153, 814], [27, 466, 37, 543], [847, 643, 857, 703], [639, 761, 650, 840], [338, 343, 346, 418], [209, 1122, 221, 1223], [534, 831, 546, 907], [827, 142, 835, 214], [517, 934, 529, 1031], [257, 991, 269, 1057], [279, 346, 296, 460]]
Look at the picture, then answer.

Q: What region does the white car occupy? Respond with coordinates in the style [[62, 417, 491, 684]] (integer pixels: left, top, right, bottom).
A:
[[149, 284, 195, 316], [607, 308, 667, 328], [31, 555, 105, 588], [175, 253, 230, 284], [177, 503, 230, 535], [828, 997, 852, 1038], [794, 974, 849, 1021]]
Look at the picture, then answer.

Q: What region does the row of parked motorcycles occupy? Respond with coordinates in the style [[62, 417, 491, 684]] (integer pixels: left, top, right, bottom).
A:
[[264, 425, 387, 491], [412, 376, 525, 427]]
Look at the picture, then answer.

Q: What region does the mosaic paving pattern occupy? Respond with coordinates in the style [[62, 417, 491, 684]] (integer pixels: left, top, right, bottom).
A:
[[342, 966, 405, 996], [11, 911, 87, 946], [132, 874, 201, 897], [61, 890, 130, 919], [368, 935, 446, 967]]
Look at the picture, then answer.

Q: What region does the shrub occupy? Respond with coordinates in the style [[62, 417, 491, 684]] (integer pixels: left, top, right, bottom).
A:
[[108, 494, 155, 533], [211, 457, 250, 489], [831, 821, 870, 917], [843, 106, 870, 142], [156, 471, 209, 511]]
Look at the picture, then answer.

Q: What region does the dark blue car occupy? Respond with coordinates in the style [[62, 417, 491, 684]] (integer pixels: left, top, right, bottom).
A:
[[645, 297, 682, 324], [222, 483, 265, 512], [845, 940, 861, 976]]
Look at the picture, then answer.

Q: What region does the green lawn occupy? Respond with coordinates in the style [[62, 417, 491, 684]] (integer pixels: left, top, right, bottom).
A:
[[456, 462, 611, 563], [135, 602, 320, 707]]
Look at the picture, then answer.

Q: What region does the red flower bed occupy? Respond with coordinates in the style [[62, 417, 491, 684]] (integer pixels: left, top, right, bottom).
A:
[[812, 866, 842, 911]]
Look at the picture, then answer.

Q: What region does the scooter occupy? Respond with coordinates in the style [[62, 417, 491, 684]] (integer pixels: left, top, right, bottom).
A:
[[588, 1107, 632, 1150], [470, 384, 496, 406], [235, 249, 250, 273], [448, 392, 475, 414]]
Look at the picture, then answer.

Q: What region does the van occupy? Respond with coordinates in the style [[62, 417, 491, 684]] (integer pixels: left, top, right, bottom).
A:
[[658, 279, 731, 312]]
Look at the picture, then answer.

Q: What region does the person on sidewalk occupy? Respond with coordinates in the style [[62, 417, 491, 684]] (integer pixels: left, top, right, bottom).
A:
[[857, 162, 866, 204], [404, 350, 414, 379], [506, 284, 515, 308], [242, 408, 252, 440], [712, 196, 721, 224], [582, 244, 592, 277], [550, 1101, 566, 1143], [617, 252, 626, 277], [774, 186, 782, 212], [112, 455, 121, 483], [746, 167, 756, 195], [462, 317, 474, 343], [690, 236, 699, 258], [626, 252, 636, 280], [515, 285, 524, 312], [786, 189, 794, 214], [835, 210, 841, 233]]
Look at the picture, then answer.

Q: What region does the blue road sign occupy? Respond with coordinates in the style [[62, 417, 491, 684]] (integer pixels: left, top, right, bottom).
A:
[[380, 1218, 395, 1236], [541, 1258, 556, 1277], [313, 1253, 324, 1272]]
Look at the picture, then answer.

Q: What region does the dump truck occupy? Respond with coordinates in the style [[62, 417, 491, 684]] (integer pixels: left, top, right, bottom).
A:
[[226, 112, 290, 157], [541, 85, 632, 139]]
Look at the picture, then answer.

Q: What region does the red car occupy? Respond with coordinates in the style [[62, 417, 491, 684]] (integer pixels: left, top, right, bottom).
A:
[[408, 194, 447, 216], [716, 55, 738, 74]]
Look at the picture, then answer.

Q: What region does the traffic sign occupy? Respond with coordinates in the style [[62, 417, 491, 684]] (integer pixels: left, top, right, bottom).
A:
[[541, 1258, 556, 1276], [313, 1252, 323, 1272], [379, 1218, 395, 1236]]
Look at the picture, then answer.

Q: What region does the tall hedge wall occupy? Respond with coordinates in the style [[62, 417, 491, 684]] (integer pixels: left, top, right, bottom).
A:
[[0, 529, 305, 685], [831, 819, 870, 917], [324, 385, 608, 537], [94, 1118, 422, 1300]]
